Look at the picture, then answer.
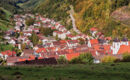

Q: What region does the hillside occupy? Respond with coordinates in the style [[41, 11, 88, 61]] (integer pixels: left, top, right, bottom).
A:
[[17, 0, 44, 11], [0, 0, 27, 31], [33, 0, 130, 38], [0, 8, 13, 31], [71, 0, 130, 38], [112, 6, 130, 26], [34, 0, 72, 27], [0, 63, 130, 80]]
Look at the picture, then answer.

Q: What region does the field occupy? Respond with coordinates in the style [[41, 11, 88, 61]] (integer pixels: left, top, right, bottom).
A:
[[0, 63, 130, 80]]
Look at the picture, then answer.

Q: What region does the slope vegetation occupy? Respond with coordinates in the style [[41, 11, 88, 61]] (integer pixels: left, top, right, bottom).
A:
[[34, 0, 130, 38], [34, 0, 72, 27], [71, 0, 130, 38]]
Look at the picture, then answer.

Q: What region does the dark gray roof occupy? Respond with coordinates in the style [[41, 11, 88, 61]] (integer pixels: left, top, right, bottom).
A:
[[122, 37, 128, 42], [113, 38, 120, 42]]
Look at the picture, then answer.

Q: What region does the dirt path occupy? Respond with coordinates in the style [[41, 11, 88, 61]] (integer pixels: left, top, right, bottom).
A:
[[69, 5, 82, 34]]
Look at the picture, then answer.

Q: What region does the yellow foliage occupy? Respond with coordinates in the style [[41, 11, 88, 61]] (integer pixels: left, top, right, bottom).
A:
[[101, 56, 118, 63]]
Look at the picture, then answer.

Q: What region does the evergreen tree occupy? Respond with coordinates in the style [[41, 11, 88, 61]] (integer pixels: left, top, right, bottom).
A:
[[29, 31, 39, 46]]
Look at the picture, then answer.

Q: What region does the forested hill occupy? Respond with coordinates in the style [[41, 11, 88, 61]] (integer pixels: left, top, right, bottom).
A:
[[70, 0, 130, 38], [34, 0, 71, 27], [33, 0, 130, 38]]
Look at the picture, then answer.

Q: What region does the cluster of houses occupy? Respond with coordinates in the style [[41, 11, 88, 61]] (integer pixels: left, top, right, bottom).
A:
[[0, 14, 130, 65]]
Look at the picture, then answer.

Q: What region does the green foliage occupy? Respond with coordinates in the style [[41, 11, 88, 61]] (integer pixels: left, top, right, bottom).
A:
[[101, 56, 118, 63], [55, 35, 61, 41], [25, 18, 35, 26], [15, 48, 22, 56], [66, 24, 72, 30], [34, 0, 71, 27], [39, 27, 55, 37], [29, 31, 39, 46], [122, 53, 130, 62], [78, 38, 85, 45], [57, 56, 68, 64], [0, 44, 14, 51], [0, 8, 13, 31], [1, 63, 130, 79], [70, 52, 94, 64], [0, 0, 20, 14], [65, 37, 71, 40], [15, 32, 20, 38], [0, 58, 6, 65]]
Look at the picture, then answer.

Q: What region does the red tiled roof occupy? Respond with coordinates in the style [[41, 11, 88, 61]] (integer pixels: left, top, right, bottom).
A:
[[36, 48, 46, 53], [1, 50, 16, 56], [93, 45, 100, 50], [51, 26, 56, 29], [65, 49, 74, 53], [67, 40, 79, 44], [66, 53, 80, 61], [90, 39, 99, 45], [118, 45, 130, 54], [103, 45, 111, 51], [67, 34, 74, 38], [105, 37, 112, 40], [90, 27, 98, 31], [60, 40, 67, 43]]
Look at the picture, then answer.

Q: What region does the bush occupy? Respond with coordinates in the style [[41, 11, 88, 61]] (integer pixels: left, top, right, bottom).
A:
[[39, 27, 55, 37], [101, 56, 118, 63], [122, 53, 130, 62], [25, 18, 35, 26], [57, 56, 68, 64], [70, 52, 94, 64]]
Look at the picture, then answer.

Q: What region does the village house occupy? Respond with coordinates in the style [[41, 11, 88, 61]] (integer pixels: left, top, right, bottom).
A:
[[58, 26, 66, 32], [53, 31, 66, 40], [34, 22, 41, 27], [0, 50, 16, 60], [55, 23, 61, 29], [88, 39, 99, 48], [67, 40, 79, 48], [90, 27, 98, 37], [111, 38, 130, 55], [8, 38, 16, 45], [23, 31, 32, 36]]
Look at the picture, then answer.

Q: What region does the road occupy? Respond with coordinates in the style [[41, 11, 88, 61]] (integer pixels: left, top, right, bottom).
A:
[[69, 5, 82, 34]]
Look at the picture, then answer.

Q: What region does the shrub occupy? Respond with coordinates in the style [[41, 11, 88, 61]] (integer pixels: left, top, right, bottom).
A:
[[57, 56, 68, 64], [69, 57, 80, 64], [70, 52, 94, 64], [78, 38, 85, 45], [101, 56, 118, 63], [25, 18, 35, 26], [39, 27, 55, 37], [122, 53, 130, 62]]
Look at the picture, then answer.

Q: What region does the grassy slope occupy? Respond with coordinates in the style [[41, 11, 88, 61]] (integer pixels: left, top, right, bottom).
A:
[[0, 8, 12, 31], [0, 63, 130, 80], [33, 0, 71, 27], [18, 0, 44, 11]]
